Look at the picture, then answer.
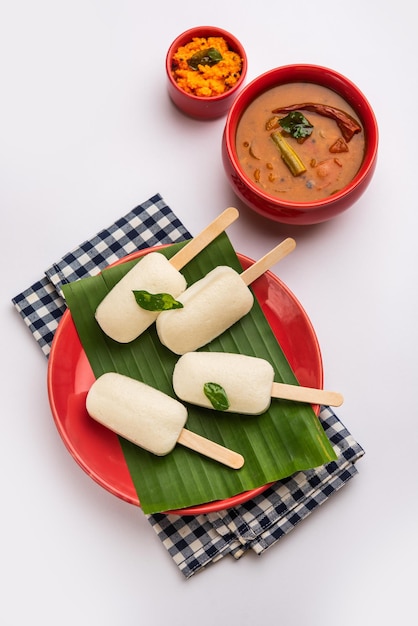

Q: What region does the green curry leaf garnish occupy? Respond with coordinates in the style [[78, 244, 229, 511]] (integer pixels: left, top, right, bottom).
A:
[[279, 111, 313, 139], [133, 290, 184, 311], [188, 47, 223, 70], [203, 382, 230, 411]]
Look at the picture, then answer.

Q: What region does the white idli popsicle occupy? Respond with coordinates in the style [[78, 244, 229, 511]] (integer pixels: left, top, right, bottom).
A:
[[156, 238, 296, 354], [95, 207, 239, 343], [86, 372, 244, 468], [172, 352, 344, 413], [157, 265, 254, 354], [95, 252, 186, 343]]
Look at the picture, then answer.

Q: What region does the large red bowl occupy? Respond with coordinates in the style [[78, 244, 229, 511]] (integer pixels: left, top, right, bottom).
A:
[[222, 64, 379, 225], [166, 26, 248, 120]]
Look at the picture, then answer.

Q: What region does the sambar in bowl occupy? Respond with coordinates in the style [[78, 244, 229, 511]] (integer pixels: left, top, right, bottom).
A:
[[222, 64, 378, 225]]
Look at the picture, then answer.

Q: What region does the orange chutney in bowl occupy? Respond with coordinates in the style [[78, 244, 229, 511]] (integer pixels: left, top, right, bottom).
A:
[[235, 82, 365, 202], [171, 36, 243, 97]]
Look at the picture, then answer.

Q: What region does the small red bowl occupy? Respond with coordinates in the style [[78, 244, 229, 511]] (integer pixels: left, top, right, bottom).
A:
[[222, 64, 379, 225], [166, 26, 247, 120]]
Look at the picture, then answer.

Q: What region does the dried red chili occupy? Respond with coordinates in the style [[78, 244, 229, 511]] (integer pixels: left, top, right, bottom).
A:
[[272, 103, 362, 142]]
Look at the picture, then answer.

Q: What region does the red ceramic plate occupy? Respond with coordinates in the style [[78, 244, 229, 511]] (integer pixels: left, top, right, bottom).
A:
[[47, 247, 323, 515]]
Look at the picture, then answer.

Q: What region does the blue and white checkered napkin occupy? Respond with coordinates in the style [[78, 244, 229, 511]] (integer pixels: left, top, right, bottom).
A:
[[12, 193, 364, 578]]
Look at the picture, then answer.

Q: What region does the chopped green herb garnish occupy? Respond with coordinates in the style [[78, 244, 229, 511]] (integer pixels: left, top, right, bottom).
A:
[[133, 290, 183, 312], [279, 111, 313, 140], [188, 47, 223, 70], [203, 382, 230, 411]]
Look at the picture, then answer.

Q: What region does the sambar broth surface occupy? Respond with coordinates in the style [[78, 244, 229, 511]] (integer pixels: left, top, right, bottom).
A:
[[236, 82, 365, 202]]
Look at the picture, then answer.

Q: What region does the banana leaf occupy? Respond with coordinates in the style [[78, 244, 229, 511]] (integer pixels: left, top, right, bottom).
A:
[[62, 233, 337, 514]]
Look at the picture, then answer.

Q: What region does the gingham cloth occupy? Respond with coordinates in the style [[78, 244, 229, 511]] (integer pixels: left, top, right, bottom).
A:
[[12, 193, 364, 578]]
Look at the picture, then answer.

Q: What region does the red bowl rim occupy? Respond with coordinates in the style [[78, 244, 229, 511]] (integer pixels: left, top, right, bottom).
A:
[[165, 25, 248, 103], [223, 63, 379, 211]]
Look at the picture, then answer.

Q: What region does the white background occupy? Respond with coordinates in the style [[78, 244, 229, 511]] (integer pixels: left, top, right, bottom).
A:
[[2, 1, 417, 624]]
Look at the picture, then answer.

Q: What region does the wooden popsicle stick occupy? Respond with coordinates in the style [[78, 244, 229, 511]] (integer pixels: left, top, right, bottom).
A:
[[169, 207, 239, 271], [240, 237, 296, 286], [177, 428, 244, 469], [271, 382, 344, 407]]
